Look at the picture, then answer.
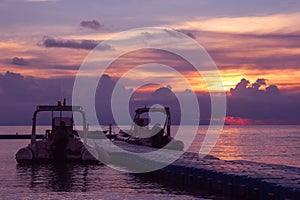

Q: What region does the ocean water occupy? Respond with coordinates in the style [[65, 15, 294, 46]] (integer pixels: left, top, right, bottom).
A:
[[0, 141, 210, 200], [193, 125, 300, 168], [0, 125, 299, 199]]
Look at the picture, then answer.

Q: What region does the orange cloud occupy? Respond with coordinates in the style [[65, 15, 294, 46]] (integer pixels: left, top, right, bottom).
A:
[[225, 116, 264, 125], [175, 13, 300, 34], [2, 12, 299, 94]]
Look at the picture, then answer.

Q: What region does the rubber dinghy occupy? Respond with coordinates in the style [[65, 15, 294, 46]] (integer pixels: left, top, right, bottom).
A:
[[116, 106, 184, 151], [16, 100, 100, 164]]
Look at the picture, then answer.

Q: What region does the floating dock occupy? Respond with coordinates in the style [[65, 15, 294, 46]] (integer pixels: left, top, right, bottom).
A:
[[99, 140, 300, 200], [0, 134, 45, 139]]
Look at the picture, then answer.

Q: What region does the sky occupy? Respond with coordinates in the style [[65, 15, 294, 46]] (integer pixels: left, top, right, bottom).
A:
[[0, 0, 300, 125]]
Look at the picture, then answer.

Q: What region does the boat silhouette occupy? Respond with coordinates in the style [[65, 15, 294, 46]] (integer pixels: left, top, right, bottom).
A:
[[116, 106, 184, 150], [16, 100, 99, 164]]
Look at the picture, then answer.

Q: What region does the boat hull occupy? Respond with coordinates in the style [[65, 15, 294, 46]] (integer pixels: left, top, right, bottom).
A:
[[16, 140, 100, 164]]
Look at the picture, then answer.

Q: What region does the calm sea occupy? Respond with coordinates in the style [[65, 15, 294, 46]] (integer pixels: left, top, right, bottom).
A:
[[0, 125, 299, 199]]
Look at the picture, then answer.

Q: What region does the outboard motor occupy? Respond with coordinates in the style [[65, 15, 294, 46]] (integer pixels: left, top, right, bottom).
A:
[[52, 121, 69, 161], [151, 124, 169, 148]]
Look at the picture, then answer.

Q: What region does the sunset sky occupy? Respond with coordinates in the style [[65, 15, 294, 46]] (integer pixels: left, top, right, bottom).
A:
[[0, 0, 300, 125]]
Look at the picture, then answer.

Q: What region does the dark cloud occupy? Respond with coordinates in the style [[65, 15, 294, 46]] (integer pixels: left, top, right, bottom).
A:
[[0, 71, 73, 125], [228, 78, 299, 124], [141, 31, 154, 39], [41, 36, 98, 49], [0, 71, 298, 125], [12, 57, 27, 66], [152, 86, 174, 99], [177, 29, 197, 39], [164, 29, 196, 39], [130, 86, 213, 125], [129, 86, 182, 124], [95, 74, 130, 125], [80, 20, 101, 30], [230, 78, 279, 97], [94, 76, 182, 125], [96, 76, 298, 125], [164, 29, 181, 38], [185, 32, 196, 39], [40, 36, 113, 50]]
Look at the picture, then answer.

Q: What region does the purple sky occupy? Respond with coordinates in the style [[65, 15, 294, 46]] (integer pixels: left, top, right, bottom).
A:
[[0, 0, 300, 125]]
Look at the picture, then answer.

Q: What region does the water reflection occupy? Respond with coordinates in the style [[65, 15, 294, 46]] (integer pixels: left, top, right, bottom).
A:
[[16, 163, 92, 192], [47, 164, 75, 191], [196, 125, 300, 167], [14, 163, 206, 199]]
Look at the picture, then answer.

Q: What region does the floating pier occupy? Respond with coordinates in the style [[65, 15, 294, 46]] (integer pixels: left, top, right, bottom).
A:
[[0, 134, 45, 139], [99, 141, 300, 200]]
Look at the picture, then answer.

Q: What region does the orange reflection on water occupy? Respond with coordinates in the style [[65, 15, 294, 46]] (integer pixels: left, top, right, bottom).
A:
[[190, 125, 300, 167]]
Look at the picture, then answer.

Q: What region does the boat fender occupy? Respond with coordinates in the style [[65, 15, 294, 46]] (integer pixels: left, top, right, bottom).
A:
[[16, 147, 33, 162]]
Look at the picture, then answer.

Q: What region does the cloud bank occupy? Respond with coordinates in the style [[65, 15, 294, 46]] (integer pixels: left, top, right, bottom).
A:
[[1, 71, 298, 125]]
